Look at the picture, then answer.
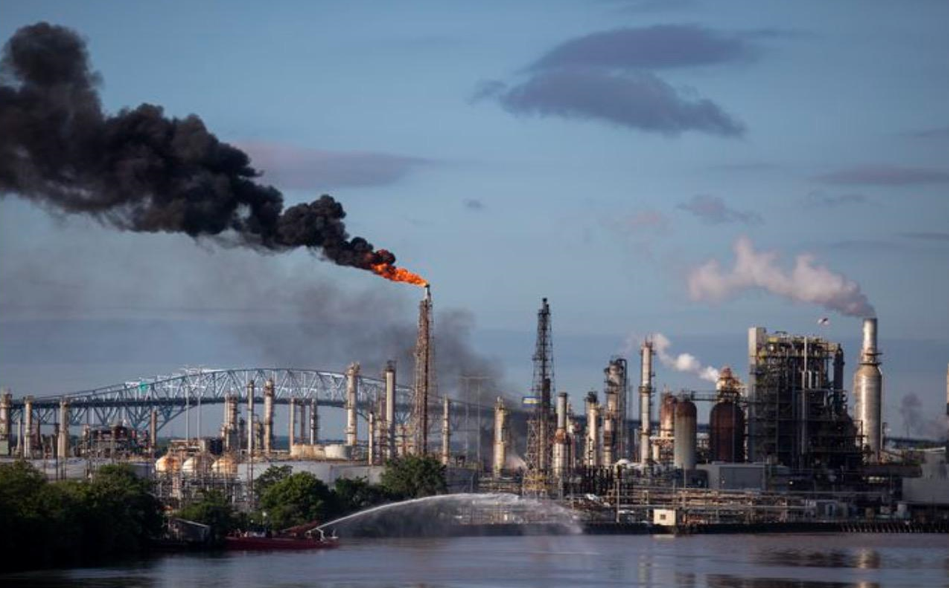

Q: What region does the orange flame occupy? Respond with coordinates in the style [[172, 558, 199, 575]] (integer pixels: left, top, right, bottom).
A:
[[370, 263, 428, 287]]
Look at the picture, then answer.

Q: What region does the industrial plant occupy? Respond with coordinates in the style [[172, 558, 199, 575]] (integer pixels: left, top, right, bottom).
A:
[[1, 289, 947, 533]]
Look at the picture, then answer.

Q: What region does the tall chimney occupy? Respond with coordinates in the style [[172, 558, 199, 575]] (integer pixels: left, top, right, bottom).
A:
[[57, 398, 70, 460], [263, 380, 275, 455], [309, 397, 319, 445], [553, 391, 569, 479], [23, 396, 33, 458], [853, 317, 883, 462], [639, 340, 654, 465]]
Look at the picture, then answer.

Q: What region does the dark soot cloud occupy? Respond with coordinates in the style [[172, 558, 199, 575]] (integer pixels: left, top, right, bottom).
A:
[[0, 22, 395, 271]]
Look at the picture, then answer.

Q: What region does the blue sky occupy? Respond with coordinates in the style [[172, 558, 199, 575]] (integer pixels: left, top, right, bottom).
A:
[[1, 1, 948, 438]]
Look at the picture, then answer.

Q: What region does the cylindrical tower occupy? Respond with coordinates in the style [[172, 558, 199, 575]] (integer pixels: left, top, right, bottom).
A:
[[385, 361, 396, 459], [552, 391, 568, 478], [309, 397, 319, 445], [24, 395, 34, 458], [673, 397, 697, 471], [709, 400, 745, 463], [263, 379, 275, 454], [585, 391, 600, 467], [853, 317, 883, 462], [441, 397, 451, 466], [288, 397, 296, 448], [246, 381, 255, 457], [346, 363, 359, 448], [57, 398, 70, 459], [660, 392, 677, 438], [639, 341, 654, 464], [0, 390, 11, 441], [493, 397, 508, 477]]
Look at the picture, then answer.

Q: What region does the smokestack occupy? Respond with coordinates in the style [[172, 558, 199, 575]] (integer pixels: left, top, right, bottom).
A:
[[441, 398, 451, 466], [585, 392, 600, 467], [385, 361, 396, 460], [853, 317, 883, 462], [640, 341, 654, 464], [493, 397, 508, 477], [263, 380, 275, 455], [346, 363, 359, 448], [246, 382, 255, 457]]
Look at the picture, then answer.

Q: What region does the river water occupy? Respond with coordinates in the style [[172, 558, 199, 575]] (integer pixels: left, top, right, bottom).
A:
[[3, 534, 947, 587]]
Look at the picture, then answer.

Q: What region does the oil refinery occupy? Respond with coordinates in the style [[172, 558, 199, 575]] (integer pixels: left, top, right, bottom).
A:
[[1, 290, 947, 534]]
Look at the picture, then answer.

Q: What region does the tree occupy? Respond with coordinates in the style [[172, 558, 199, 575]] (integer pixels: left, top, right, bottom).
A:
[[177, 490, 237, 544], [259, 471, 335, 530], [254, 464, 293, 500], [332, 477, 392, 518], [380, 455, 447, 499]]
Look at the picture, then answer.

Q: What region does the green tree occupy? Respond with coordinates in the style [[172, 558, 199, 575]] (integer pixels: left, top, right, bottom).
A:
[[177, 489, 237, 544], [259, 471, 334, 530], [380, 455, 447, 499], [254, 464, 292, 500], [332, 477, 392, 518]]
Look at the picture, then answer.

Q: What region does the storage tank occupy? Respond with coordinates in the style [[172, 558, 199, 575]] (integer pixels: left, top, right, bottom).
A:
[[211, 454, 238, 476], [181, 453, 212, 475], [660, 392, 677, 438], [325, 443, 351, 460], [155, 454, 180, 474], [709, 400, 745, 463], [673, 397, 697, 470]]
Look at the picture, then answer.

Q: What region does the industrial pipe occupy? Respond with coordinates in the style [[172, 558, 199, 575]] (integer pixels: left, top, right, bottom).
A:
[[493, 397, 508, 477]]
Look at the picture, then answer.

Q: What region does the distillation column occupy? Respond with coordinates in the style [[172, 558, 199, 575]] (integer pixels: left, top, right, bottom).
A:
[[368, 411, 376, 465], [602, 379, 616, 466], [263, 380, 275, 455], [441, 398, 451, 466], [385, 362, 396, 459], [853, 318, 883, 462], [246, 382, 255, 457], [585, 392, 600, 467], [639, 341, 654, 465], [23, 396, 33, 458], [0, 390, 11, 443], [493, 397, 508, 477], [149, 408, 158, 453], [288, 397, 296, 449], [552, 392, 568, 479], [57, 398, 69, 459], [346, 363, 359, 448]]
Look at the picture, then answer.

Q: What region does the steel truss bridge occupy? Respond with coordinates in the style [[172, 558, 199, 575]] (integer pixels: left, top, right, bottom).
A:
[[5, 368, 424, 433]]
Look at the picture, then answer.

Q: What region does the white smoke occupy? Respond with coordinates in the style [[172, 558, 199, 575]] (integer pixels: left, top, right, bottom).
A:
[[651, 333, 720, 384], [688, 236, 874, 317]]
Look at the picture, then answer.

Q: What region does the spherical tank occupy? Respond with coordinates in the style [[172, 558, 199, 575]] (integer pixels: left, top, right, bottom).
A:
[[660, 393, 677, 438], [709, 401, 746, 463], [673, 398, 697, 470], [211, 454, 238, 476], [155, 454, 180, 474]]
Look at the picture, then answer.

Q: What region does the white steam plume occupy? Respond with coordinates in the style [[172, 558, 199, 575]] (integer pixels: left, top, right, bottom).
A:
[[651, 333, 720, 384], [688, 236, 874, 317]]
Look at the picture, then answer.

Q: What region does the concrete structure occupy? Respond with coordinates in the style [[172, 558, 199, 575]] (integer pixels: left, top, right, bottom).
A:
[[853, 317, 883, 462], [263, 379, 275, 454]]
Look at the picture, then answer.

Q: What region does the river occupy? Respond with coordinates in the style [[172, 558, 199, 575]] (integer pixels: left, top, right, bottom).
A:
[[2, 534, 947, 587]]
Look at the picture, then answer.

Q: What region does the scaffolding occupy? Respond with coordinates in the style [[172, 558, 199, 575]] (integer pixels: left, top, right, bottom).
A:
[[524, 298, 554, 495]]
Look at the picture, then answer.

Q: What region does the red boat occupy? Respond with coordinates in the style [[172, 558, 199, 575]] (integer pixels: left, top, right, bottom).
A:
[[225, 522, 338, 551]]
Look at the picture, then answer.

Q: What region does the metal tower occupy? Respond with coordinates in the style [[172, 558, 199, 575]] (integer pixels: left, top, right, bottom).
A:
[[412, 285, 435, 455], [525, 297, 554, 494]]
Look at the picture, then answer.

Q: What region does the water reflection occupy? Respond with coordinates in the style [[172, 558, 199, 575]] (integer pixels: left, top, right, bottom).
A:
[[757, 548, 881, 569], [706, 573, 876, 588]]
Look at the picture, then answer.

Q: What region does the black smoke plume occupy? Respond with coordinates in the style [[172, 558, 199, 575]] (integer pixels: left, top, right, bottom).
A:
[[0, 22, 395, 271]]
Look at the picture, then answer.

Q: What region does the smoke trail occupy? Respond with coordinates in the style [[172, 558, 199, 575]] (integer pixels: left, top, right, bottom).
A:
[[899, 392, 945, 440], [0, 23, 404, 275], [632, 332, 719, 383], [688, 236, 874, 317]]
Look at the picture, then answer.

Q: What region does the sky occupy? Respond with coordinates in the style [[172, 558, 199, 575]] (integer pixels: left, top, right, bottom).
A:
[[1, 0, 948, 439]]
